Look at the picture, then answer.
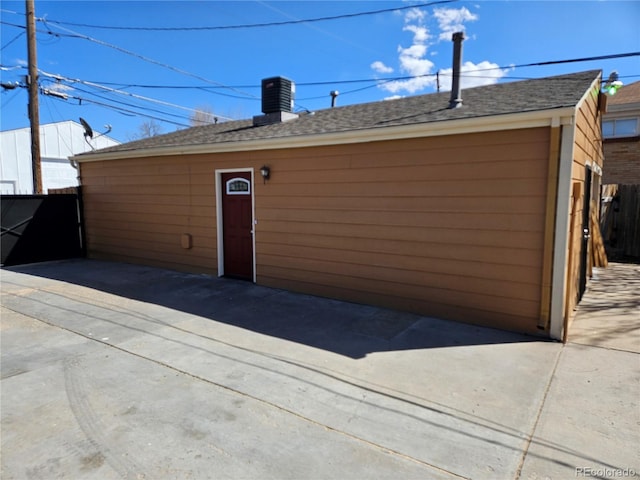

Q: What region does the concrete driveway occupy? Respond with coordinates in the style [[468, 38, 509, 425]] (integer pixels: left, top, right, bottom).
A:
[[1, 259, 638, 479]]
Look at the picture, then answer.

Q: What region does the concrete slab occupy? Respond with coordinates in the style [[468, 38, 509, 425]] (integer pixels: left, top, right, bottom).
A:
[[569, 263, 640, 353], [2, 259, 638, 479], [520, 262, 640, 479], [1, 307, 454, 480], [518, 343, 640, 479]]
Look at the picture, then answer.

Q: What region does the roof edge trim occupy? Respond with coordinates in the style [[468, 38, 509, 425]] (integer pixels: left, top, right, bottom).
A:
[[575, 73, 603, 113], [74, 107, 576, 163]]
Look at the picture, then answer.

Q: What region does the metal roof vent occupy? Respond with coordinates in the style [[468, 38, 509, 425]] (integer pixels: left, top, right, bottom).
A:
[[253, 76, 299, 126]]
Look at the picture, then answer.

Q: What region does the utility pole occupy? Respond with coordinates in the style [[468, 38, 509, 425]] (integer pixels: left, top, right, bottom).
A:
[[26, 0, 42, 194]]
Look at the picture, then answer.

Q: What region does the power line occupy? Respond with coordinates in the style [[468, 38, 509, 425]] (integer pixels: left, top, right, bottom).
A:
[[40, 20, 258, 100], [21, 82, 193, 128], [7, 51, 635, 93], [35, 1, 457, 31], [510, 51, 640, 69], [3, 58, 639, 106], [38, 69, 237, 121], [47, 90, 191, 128], [3, 16, 639, 127], [0, 88, 22, 107], [0, 19, 257, 103], [9, 74, 197, 127], [57, 83, 195, 123], [3, 15, 638, 92], [39, 78, 208, 126], [7, 66, 242, 127], [1, 30, 24, 50], [40, 94, 76, 151]]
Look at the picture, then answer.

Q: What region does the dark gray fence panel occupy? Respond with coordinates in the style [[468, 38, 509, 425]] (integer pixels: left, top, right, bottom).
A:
[[1, 194, 84, 266]]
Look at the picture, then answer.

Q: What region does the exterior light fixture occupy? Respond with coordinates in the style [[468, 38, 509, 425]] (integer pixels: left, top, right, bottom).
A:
[[602, 71, 623, 96], [260, 165, 271, 183]]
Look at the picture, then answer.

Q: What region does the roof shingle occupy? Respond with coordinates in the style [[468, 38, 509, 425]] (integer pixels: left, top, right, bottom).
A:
[[607, 80, 640, 105], [84, 70, 600, 157]]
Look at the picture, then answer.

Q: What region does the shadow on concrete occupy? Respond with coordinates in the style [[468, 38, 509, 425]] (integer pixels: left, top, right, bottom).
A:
[[4, 259, 543, 359], [569, 263, 640, 352]]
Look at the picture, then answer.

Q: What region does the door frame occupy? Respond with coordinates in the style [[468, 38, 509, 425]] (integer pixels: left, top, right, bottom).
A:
[[578, 164, 593, 300], [215, 168, 256, 282]]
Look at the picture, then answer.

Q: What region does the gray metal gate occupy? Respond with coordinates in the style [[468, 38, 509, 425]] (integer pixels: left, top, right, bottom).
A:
[[1, 191, 85, 266]]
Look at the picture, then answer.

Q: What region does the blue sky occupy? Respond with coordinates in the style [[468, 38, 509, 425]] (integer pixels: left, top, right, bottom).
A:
[[1, 1, 639, 142]]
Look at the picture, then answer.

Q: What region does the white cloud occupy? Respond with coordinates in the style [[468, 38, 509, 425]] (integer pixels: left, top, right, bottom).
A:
[[399, 43, 427, 59], [433, 7, 478, 41], [380, 50, 436, 94], [372, 6, 437, 94], [381, 75, 434, 94], [438, 61, 512, 91], [403, 24, 430, 43], [46, 83, 74, 92], [371, 61, 394, 74], [404, 7, 426, 23], [16, 59, 28, 66], [371, 5, 497, 96]]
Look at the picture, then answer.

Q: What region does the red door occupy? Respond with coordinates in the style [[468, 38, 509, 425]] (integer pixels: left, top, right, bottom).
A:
[[221, 172, 253, 280]]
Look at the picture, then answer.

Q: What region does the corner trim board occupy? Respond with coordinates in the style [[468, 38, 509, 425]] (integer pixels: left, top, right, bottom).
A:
[[549, 117, 576, 340], [538, 122, 562, 330]]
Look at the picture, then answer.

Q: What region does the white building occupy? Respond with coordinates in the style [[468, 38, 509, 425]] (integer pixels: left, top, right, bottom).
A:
[[0, 120, 119, 194]]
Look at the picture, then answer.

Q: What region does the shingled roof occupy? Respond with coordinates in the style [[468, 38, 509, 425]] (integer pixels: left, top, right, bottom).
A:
[[81, 70, 601, 157], [607, 79, 640, 106]]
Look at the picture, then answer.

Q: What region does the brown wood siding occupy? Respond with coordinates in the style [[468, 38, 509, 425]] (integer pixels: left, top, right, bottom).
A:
[[565, 85, 604, 322], [256, 129, 549, 334], [80, 127, 551, 334], [81, 157, 220, 274]]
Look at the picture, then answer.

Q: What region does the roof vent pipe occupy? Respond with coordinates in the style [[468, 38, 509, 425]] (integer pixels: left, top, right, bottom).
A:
[[448, 31, 465, 109], [330, 90, 339, 107]]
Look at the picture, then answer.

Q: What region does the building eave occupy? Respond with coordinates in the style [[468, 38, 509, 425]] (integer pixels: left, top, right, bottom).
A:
[[73, 107, 577, 163], [604, 102, 640, 115]]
